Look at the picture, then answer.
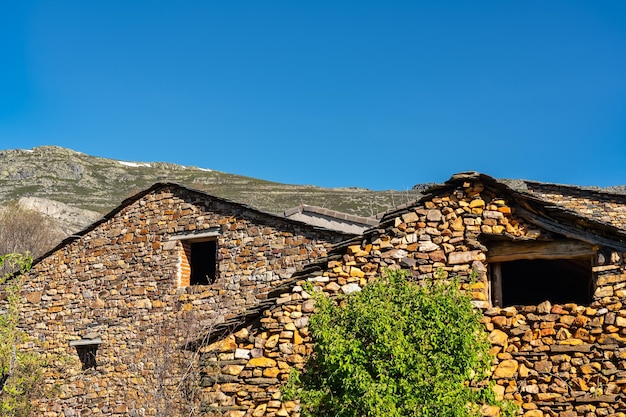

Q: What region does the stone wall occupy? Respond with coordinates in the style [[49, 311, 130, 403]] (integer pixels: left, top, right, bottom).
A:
[[6, 184, 348, 416], [200, 177, 626, 417]]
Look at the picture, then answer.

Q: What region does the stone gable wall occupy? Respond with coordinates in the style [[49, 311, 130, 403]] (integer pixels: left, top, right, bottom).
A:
[[200, 180, 626, 417], [8, 186, 346, 416]]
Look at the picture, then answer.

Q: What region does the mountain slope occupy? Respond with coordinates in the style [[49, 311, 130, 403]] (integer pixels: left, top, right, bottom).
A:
[[0, 146, 423, 233]]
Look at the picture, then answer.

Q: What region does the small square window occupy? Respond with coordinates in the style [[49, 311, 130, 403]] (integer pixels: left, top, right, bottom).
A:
[[76, 345, 98, 370], [180, 239, 218, 286], [69, 337, 101, 370]]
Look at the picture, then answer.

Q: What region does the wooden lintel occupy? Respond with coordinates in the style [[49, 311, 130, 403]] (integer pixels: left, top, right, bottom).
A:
[[487, 239, 596, 263], [168, 228, 221, 241]]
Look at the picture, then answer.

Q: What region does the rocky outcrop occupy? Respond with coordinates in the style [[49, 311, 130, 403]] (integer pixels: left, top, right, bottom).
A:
[[17, 197, 102, 235]]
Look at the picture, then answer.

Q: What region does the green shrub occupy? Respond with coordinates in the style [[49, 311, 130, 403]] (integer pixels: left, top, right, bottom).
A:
[[289, 269, 513, 417], [0, 253, 48, 417]]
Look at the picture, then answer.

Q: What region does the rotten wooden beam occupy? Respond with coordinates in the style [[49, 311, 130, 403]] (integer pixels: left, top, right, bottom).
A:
[[487, 239, 596, 263]]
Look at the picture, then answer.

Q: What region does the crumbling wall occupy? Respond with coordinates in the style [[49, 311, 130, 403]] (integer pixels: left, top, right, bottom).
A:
[[200, 179, 626, 417]]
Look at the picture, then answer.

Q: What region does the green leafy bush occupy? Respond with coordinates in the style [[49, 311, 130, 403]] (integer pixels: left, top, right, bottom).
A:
[[0, 253, 48, 417], [289, 269, 513, 417]]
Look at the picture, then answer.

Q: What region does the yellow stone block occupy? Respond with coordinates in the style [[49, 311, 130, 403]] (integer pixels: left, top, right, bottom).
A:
[[248, 357, 277, 368], [469, 199, 486, 208], [535, 393, 560, 401], [252, 404, 267, 417], [350, 267, 365, 278], [493, 384, 505, 401], [347, 245, 362, 254], [559, 338, 583, 345], [518, 363, 530, 378], [293, 330, 303, 345], [480, 404, 500, 417], [265, 334, 280, 349], [222, 365, 244, 375], [263, 367, 281, 378], [492, 225, 505, 234], [493, 359, 518, 378]]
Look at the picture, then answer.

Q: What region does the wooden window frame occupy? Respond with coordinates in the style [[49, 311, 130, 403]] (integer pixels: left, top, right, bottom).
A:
[[487, 239, 597, 307]]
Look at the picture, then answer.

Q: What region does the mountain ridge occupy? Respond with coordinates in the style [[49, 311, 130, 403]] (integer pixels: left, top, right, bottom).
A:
[[0, 146, 423, 234]]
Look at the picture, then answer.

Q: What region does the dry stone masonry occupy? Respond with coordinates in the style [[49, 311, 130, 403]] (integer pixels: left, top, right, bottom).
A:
[[6, 174, 626, 417], [199, 173, 626, 417], [6, 183, 349, 416]]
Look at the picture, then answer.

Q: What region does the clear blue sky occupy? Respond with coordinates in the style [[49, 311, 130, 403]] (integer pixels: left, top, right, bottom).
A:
[[1, 1, 625, 190]]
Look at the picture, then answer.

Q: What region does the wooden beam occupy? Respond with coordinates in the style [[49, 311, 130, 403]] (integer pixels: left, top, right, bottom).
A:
[[491, 262, 502, 307], [487, 239, 596, 263]]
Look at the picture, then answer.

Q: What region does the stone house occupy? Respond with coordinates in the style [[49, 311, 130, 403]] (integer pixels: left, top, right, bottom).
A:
[[7, 182, 353, 416], [200, 172, 626, 417]]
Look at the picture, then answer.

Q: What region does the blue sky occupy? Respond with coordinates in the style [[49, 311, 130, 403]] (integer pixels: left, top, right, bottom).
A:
[[1, 1, 625, 190]]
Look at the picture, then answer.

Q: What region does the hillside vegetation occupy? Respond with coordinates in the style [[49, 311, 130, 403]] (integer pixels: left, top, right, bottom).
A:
[[0, 146, 423, 233]]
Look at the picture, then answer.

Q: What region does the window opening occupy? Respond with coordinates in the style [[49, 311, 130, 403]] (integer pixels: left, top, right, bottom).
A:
[[171, 229, 221, 287], [492, 258, 593, 307], [189, 240, 217, 285], [76, 345, 98, 370], [69, 337, 102, 370]]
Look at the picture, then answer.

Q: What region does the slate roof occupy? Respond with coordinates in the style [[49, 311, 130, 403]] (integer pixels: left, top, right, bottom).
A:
[[283, 204, 379, 227], [523, 181, 626, 231]]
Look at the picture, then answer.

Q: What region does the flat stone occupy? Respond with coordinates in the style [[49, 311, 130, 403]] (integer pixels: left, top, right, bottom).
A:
[[302, 299, 315, 313], [418, 241, 439, 252], [252, 404, 267, 417], [480, 404, 500, 417], [493, 359, 518, 378], [469, 199, 485, 208], [234, 349, 251, 359], [537, 301, 551, 314], [401, 212, 419, 223], [448, 250, 481, 265], [265, 334, 279, 349], [263, 367, 280, 378], [342, 283, 361, 294], [247, 357, 277, 368], [426, 209, 442, 222], [222, 365, 244, 375], [489, 330, 508, 346], [429, 250, 446, 262]]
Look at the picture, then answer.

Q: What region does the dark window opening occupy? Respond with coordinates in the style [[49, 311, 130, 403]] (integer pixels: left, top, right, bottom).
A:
[[190, 240, 217, 285], [76, 345, 98, 370], [493, 258, 593, 307]]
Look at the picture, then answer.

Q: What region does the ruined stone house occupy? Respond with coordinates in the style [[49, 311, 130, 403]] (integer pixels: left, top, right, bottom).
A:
[[5, 182, 354, 416], [7, 173, 626, 417], [198, 172, 626, 417]]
